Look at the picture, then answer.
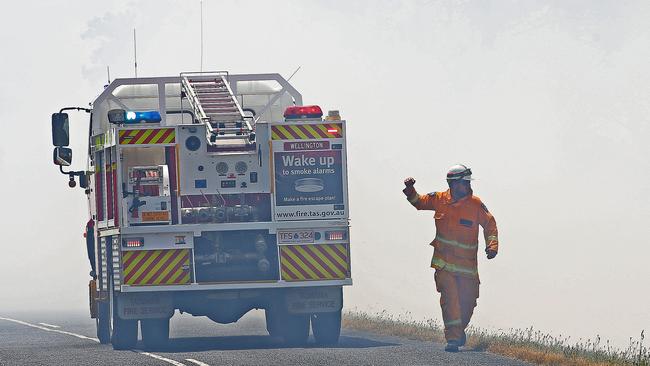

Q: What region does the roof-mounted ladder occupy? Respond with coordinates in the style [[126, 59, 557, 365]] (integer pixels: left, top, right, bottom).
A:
[[180, 71, 254, 145]]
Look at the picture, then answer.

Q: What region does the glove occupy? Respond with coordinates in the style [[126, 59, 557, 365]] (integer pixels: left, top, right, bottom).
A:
[[486, 249, 497, 259], [403, 177, 416, 196]]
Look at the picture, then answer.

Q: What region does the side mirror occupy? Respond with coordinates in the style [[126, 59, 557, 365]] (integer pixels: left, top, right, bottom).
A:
[[53, 147, 72, 166], [52, 113, 70, 146]]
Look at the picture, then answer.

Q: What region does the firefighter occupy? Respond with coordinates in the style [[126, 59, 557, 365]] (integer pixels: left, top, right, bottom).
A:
[[403, 164, 498, 352]]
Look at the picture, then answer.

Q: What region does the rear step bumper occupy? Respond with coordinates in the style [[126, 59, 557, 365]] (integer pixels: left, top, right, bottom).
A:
[[119, 278, 352, 293]]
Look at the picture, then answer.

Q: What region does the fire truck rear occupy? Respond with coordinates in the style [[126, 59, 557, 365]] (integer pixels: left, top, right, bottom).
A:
[[50, 72, 351, 349]]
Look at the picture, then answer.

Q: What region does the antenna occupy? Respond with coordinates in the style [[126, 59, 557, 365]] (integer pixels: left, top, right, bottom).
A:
[[133, 28, 138, 77], [287, 66, 302, 82], [200, 0, 204, 71], [107, 66, 111, 84], [287, 66, 302, 106]]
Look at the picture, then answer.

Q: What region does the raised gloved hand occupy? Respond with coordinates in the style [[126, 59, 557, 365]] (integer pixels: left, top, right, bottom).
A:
[[403, 177, 416, 196], [486, 249, 497, 259]]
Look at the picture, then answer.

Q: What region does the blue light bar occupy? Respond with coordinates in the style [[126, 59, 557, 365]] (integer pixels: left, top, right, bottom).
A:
[[124, 111, 162, 124]]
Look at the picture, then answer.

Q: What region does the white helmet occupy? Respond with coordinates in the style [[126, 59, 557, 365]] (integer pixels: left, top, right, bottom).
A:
[[446, 164, 473, 181]]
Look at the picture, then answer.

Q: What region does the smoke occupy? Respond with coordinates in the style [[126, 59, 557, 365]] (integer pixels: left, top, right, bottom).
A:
[[0, 0, 647, 350], [324, 0, 650, 348], [80, 0, 193, 82], [81, 9, 136, 81]]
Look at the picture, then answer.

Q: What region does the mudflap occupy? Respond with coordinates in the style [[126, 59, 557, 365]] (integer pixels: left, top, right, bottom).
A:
[[286, 286, 342, 314], [89, 280, 98, 319], [116, 292, 174, 320]]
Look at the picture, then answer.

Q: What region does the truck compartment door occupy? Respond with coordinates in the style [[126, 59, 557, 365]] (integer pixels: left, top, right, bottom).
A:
[[271, 122, 348, 221]]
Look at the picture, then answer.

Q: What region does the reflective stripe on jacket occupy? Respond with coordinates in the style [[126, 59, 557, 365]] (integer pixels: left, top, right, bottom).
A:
[[405, 189, 498, 278]]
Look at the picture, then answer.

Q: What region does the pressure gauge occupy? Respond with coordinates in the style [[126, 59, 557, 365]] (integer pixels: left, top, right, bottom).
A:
[[216, 162, 229, 175], [235, 161, 248, 174]]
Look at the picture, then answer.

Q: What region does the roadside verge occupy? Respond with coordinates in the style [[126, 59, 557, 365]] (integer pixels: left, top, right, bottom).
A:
[[342, 311, 648, 366]]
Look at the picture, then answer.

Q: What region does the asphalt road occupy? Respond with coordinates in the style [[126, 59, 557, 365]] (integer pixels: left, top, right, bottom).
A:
[[0, 310, 531, 366]]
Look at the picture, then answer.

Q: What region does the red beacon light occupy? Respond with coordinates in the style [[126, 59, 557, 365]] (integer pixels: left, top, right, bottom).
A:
[[284, 105, 323, 120]]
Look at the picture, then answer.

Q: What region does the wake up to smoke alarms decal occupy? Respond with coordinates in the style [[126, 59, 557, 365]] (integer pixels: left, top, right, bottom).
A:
[[275, 150, 343, 206], [274, 148, 346, 220]]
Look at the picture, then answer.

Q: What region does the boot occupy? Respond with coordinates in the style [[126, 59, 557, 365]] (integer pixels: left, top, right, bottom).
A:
[[445, 340, 460, 352]]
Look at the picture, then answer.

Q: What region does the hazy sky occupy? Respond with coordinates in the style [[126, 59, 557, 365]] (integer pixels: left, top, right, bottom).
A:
[[1, 0, 648, 349]]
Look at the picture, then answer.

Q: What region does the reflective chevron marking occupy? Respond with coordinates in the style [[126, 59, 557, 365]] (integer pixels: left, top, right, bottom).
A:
[[272, 123, 342, 140], [119, 128, 175, 145], [280, 244, 349, 281], [122, 249, 190, 286]]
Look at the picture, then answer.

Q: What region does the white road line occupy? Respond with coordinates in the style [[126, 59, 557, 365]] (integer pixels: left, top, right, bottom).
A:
[[38, 322, 60, 328], [139, 351, 187, 366], [0, 317, 99, 343], [185, 358, 211, 366], [0, 316, 189, 366]]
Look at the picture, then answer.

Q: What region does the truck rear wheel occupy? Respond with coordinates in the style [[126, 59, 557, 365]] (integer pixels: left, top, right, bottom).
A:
[[265, 309, 280, 338], [141, 318, 170, 349], [110, 284, 138, 350], [111, 316, 138, 350], [311, 310, 341, 345], [280, 313, 310, 346], [96, 301, 111, 344]]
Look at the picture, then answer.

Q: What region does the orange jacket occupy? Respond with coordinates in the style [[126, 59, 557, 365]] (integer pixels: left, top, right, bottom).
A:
[[405, 189, 498, 278]]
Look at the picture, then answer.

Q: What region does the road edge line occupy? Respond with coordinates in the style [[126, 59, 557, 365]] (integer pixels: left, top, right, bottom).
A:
[[185, 358, 211, 366], [138, 351, 187, 366], [1, 316, 191, 366], [0, 317, 99, 343]]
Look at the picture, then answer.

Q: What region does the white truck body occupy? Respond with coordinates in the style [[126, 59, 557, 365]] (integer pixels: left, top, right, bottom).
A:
[[53, 72, 350, 348]]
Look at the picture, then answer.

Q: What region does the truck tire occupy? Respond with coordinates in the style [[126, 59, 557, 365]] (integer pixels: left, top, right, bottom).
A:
[[280, 313, 310, 346], [96, 301, 111, 344], [265, 309, 280, 338], [141, 318, 170, 349], [111, 316, 138, 350], [109, 283, 138, 350], [311, 310, 341, 345]]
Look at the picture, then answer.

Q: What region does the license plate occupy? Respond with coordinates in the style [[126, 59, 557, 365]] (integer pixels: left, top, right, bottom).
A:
[[278, 230, 314, 244], [142, 211, 170, 222], [117, 293, 174, 319], [286, 287, 342, 314]]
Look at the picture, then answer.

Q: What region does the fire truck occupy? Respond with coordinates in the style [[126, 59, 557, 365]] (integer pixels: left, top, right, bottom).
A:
[[50, 72, 351, 349]]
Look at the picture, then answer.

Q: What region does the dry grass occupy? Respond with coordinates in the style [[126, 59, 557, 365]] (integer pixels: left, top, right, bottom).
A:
[[343, 310, 649, 366]]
